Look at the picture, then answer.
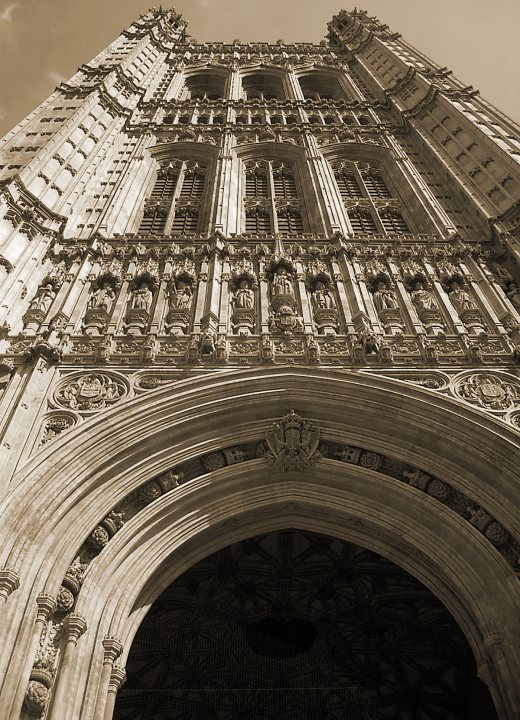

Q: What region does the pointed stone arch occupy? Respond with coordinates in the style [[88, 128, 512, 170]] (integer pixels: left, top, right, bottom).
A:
[[0, 367, 519, 719]]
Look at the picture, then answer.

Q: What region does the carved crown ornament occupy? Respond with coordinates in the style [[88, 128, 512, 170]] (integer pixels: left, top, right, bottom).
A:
[[265, 410, 321, 471]]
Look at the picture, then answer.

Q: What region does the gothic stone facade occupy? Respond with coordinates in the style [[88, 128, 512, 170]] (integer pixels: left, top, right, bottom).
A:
[[0, 7, 519, 719]]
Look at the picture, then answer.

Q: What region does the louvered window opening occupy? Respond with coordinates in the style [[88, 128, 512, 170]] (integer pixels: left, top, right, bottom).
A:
[[349, 209, 378, 234], [171, 210, 199, 235], [179, 172, 205, 199], [277, 210, 303, 234], [246, 209, 271, 234], [335, 163, 409, 235], [336, 172, 363, 198], [380, 211, 409, 233], [362, 173, 392, 198], [139, 163, 205, 235], [150, 173, 178, 202], [273, 172, 297, 198], [244, 161, 303, 235], [246, 172, 269, 197], [140, 209, 167, 234]]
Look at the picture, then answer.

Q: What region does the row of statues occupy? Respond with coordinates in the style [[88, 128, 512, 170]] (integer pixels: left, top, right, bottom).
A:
[[27, 270, 520, 332], [372, 279, 478, 315]]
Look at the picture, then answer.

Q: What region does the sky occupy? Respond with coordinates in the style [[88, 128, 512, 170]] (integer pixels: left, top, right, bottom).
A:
[[0, 0, 519, 137]]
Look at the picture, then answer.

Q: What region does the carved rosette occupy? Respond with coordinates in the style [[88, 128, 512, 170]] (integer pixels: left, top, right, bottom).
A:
[[453, 372, 520, 411], [265, 410, 321, 471], [53, 372, 130, 413]]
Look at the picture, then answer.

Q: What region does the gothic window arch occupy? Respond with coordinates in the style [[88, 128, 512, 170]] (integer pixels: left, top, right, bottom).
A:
[[139, 160, 208, 236], [241, 72, 286, 100], [331, 160, 410, 236], [183, 72, 227, 100], [298, 72, 348, 101], [243, 159, 303, 235]]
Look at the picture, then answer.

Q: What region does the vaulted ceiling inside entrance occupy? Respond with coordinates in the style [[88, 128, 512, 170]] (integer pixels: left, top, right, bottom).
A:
[[114, 530, 497, 720]]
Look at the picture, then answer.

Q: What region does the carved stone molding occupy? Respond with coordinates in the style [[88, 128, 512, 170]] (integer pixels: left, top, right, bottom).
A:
[[0, 567, 20, 603]]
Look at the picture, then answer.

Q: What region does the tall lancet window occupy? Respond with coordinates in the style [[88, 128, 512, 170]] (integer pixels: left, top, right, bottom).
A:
[[331, 160, 410, 236], [139, 160, 207, 236], [243, 160, 303, 235]]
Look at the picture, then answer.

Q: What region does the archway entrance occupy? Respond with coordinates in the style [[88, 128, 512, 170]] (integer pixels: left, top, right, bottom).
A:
[[113, 530, 496, 720]]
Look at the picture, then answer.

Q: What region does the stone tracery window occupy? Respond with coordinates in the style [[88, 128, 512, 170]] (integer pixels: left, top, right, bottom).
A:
[[243, 160, 303, 235], [139, 160, 207, 235], [331, 160, 410, 235]]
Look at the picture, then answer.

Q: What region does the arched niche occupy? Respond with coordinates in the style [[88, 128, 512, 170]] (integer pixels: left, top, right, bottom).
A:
[[0, 367, 519, 719]]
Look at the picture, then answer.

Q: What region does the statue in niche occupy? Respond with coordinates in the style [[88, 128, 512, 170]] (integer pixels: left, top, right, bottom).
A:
[[410, 280, 437, 312], [372, 280, 398, 313], [88, 281, 116, 313], [271, 267, 294, 297], [311, 281, 335, 311], [168, 278, 192, 310], [448, 281, 477, 314], [506, 282, 520, 312], [129, 281, 153, 312], [29, 284, 56, 314], [233, 279, 255, 309]]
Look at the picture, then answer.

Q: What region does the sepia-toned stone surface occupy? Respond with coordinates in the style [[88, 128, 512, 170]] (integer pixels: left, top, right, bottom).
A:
[[0, 6, 519, 720]]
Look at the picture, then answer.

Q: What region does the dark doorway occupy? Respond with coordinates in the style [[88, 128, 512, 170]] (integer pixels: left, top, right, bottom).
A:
[[114, 530, 497, 719]]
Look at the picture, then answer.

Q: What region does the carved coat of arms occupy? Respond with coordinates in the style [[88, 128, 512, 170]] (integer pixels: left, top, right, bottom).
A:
[[265, 410, 321, 471], [456, 372, 520, 411]]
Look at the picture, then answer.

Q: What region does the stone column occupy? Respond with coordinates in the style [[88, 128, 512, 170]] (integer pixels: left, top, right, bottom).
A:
[[103, 665, 126, 720], [295, 261, 313, 333], [258, 261, 270, 334], [484, 634, 520, 720], [48, 614, 87, 720], [477, 660, 509, 720], [192, 258, 209, 334], [16, 595, 57, 719], [93, 637, 123, 720]]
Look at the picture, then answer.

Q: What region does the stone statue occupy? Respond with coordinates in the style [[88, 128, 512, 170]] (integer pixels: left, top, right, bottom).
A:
[[506, 282, 520, 312], [311, 282, 335, 310], [233, 280, 255, 309], [30, 284, 56, 314], [168, 279, 192, 310], [410, 281, 436, 311], [88, 282, 115, 313], [448, 282, 476, 314], [372, 281, 398, 313], [271, 267, 294, 297], [129, 282, 153, 312]]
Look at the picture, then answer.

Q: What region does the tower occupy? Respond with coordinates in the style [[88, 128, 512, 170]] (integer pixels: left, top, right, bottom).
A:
[[0, 5, 519, 719]]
